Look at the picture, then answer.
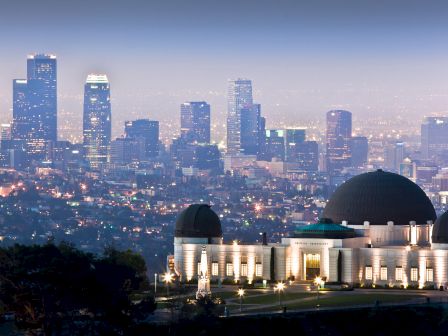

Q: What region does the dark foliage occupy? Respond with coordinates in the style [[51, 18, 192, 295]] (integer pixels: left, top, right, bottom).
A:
[[0, 242, 156, 335]]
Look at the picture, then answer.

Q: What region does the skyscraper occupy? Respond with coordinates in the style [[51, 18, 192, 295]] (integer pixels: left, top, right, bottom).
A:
[[326, 110, 352, 173], [27, 54, 57, 143], [285, 128, 306, 162], [350, 136, 368, 168], [180, 102, 210, 144], [227, 78, 253, 154], [265, 129, 285, 161], [124, 119, 159, 158], [240, 104, 261, 155], [11, 54, 57, 163], [83, 74, 111, 169], [421, 117, 448, 160]]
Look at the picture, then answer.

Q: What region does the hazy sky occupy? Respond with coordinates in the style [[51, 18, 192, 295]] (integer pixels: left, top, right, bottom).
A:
[[1, 0, 448, 142]]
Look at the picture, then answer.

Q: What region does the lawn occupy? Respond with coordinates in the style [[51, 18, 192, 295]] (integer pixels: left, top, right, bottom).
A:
[[241, 292, 314, 305], [284, 293, 422, 310]]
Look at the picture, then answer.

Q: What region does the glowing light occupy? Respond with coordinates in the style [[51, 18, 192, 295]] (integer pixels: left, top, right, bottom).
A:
[[237, 288, 245, 297], [163, 272, 174, 284]]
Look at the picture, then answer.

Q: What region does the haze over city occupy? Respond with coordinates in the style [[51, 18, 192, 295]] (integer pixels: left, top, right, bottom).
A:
[[2, 0, 448, 143]]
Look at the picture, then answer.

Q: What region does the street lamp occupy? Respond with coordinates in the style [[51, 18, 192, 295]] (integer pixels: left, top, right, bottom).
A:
[[237, 288, 245, 312], [154, 273, 158, 295], [314, 276, 323, 308], [274, 282, 286, 306], [163, 272, 173, 297]]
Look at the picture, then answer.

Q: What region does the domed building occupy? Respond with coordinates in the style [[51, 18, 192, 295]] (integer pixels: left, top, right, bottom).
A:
[[172, 171, 448, 288]]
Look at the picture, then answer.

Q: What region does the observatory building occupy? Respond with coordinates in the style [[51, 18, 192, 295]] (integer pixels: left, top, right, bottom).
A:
[[172, 170, 448, 288]]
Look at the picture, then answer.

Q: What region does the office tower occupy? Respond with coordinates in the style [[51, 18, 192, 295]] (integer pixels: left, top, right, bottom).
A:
[[27, 54, 57, 143], [258, 116, 266, 159], [11, 54, 57, 164], [124, 119, 159, 158], [350, 136, 368, 168], [421, 117, 448, 160], [227, 78, 253, 154], [111, 137, 145, 165], [265, 129, 285, 161], [326, 110, 352, 173], [83, 74, 111, 169], [384, 142, 405, 172], [241, 104, 261, 155], [285, 128, 306, 162], [295, 141, 319, 171], [195, 144, 221, 173], [180, 102, 210, 144]]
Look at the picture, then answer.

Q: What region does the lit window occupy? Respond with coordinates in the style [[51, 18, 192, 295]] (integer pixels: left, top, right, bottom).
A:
[[256, 263, 263, 277], [365, 266, 373, 280], [411, 267, 418, 282], [226, 263, 234, 276], [395, 267, 403, 281], [241, 263, 248, 277], [212, 262, 219, 276], [426, 268, 434, 282], [380, 267, 387, 281]]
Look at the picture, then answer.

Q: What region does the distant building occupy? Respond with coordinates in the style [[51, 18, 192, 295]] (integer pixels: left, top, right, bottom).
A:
[[227, 78, 254, 154], [110, 137, 145, 165], [326, 110, 352, 174], [421, 117, 448, 160], [83, 74, 111, 169], [241, 104, 262, 155], [350, 136, 368, 168], [125, 119, 159, 158], [264, 129, 285, 161], [384, 142, 405, 172], [285, 128, 306, 162], [180, 102, 210, 144]]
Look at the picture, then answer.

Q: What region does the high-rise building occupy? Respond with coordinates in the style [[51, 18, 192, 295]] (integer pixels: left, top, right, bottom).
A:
[[326, 110, 352, 173], [421, 117, 448, 160], [241, 104, 261, 155], [265, 129, 285, 161], [294, 141, 319, 171], [350, 136, 368, 168], [110, 137, 145, 165], [227, 78, 253, 154], [384, 142, 405, 172], [285, 128, 306, 162], [11, 54, 57, 164], [83, 74, 111, 169], [124, 119, 159, 158], [27, 54, 57, 143], [180, 102, 210, 144]]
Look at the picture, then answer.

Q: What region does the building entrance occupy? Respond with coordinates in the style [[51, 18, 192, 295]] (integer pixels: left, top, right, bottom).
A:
[[305, 253, 320, 280]]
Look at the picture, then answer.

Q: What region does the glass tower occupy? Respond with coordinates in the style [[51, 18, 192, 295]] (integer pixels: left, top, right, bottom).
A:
[[180, 102, 210, 144], [227, 79, 253, 154], [326, 110, 352, 173], [83, 74, 111, 169], [124, 119, 159, 158], [12, 54, 57, 163]]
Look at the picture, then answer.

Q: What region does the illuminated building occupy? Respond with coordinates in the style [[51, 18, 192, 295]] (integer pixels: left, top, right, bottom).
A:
[[180, 102, 210, 144], [326, 110, 352, 174], [421, 117, 448, 160], [83, 74, 111, 169], [227, 78, 253, 154], [124, 119, 159, 159], [172, 170, 448, 288], [12, 54, 57, 164]]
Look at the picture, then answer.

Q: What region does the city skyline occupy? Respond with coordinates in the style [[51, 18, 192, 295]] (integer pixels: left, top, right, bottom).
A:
[[2, 1, 448, 141]]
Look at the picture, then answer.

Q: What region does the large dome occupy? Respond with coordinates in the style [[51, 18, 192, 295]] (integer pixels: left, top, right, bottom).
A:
[[175, 204, 222, 238], [432, 211, 448, 244], [323, 170, 436, 225]]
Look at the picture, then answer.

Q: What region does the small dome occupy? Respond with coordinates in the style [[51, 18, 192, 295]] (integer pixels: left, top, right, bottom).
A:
[[323, 170, 436, 225], [175, 204, 222, 238], [432, 211, 448, 244]]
